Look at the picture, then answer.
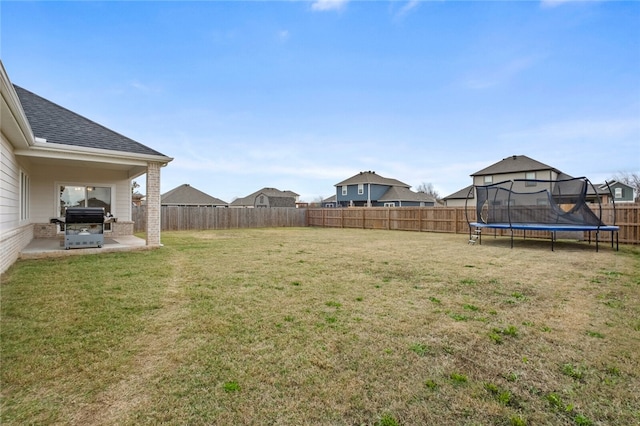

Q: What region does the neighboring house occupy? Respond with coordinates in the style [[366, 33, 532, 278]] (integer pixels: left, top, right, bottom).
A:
[[470, 155, 565, 187], [442, 185, 474, 207], [230, 187, 299, 208], [445, 155, 621, 207], [335, 171, 436, 207], [162, 184, 228, 207], [132, 192, 145, 207], [322, 194, 337, 208], [599, 180, 635, 204], [0, 61, 172, 274]]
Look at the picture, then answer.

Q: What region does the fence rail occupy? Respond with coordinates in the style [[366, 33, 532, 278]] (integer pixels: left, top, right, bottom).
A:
[[133, 205, 639, 244], [307, 205, 639, 244], [133, 206, 306, 231]]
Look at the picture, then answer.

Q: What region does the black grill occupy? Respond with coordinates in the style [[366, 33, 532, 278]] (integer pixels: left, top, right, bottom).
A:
[[64, 207, 105, 249]]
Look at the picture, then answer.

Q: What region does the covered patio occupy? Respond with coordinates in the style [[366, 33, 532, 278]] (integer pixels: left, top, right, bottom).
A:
[[19, 235, 150, 261]]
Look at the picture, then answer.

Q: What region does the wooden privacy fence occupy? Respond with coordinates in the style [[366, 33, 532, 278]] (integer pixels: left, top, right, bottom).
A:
[[132, 205, 639, 244], [306, 205, 640, 244], [133, 206, 306, 231]]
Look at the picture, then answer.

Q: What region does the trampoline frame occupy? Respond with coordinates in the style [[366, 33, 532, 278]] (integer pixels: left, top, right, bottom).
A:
[[465, 178, 620, 252]]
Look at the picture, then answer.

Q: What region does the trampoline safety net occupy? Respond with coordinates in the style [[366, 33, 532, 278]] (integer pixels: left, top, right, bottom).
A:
[[473, 177, 605, 226]]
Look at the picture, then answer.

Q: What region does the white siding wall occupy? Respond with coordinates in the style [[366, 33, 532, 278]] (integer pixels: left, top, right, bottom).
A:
[[0, 135, 19, 232], [0, 134, 33, 274]]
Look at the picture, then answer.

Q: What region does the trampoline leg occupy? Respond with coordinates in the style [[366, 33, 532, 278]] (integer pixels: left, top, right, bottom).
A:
[[596, 231, 599, 252], [510, 229, 513, 249], [551, 231, 554, 251]]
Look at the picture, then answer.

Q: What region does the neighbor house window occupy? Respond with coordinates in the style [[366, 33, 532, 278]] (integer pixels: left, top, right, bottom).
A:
[[484, 175, 493, 184], [615, 188, 622, 199], [384, 202, 395, 207], [358, 184, 364, 195], [525, 172, 537, 186], [19, 170, 30, 222], [342, 186, 347, 196]]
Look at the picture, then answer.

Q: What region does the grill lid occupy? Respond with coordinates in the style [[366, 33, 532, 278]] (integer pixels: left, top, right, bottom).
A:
[[65, 207, 105, 223]]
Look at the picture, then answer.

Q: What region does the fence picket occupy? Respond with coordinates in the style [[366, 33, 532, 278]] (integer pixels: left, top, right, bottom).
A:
[[132, 205, 639, 244]]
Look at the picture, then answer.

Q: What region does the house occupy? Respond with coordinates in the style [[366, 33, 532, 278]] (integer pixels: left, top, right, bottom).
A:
[[335, 171, 436, 207], [162, 184, 228, 207], [230, 187, 299, 208], [322, 194, 337, 208], [599, 180, 635, 203], [0, 61, 172, 274], [442, 185, 474, 208], [471, 155, 566, 186], [444, 155, 621, 207]]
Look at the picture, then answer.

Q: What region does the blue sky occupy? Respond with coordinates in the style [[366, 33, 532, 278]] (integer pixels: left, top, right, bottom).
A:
[[2, 0, 639, 202]]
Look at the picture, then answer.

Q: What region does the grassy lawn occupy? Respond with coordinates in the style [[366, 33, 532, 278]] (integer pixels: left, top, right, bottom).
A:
[[1, 228, 639, 425]]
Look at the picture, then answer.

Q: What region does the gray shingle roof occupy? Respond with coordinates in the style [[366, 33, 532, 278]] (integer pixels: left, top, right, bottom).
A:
[[161, 184, 227, 206], [13, 85, 167, 157], [230, 187, 299, 207], [443, 185, 474, 200], [471, 155, 562, 176], [378, 186, 436, 203], [335, 171, 410, 188]]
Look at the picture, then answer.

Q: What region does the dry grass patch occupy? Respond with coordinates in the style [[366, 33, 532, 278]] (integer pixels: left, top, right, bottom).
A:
[[2, 228, 639, 425]]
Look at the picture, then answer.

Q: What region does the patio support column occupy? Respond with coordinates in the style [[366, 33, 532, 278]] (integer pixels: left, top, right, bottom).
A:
[[146, 161, 162, 247]]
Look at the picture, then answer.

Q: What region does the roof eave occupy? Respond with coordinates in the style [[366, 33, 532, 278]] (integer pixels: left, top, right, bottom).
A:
[[15, 141, 173, 166], [1, 62, 35, 149]]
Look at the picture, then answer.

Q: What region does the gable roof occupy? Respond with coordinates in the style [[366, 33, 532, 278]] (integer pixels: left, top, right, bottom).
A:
[[378, 186, 436, 203], [471, 155, 562, 176], [443, 185, 474, 200], [335, 171, 410, 188], [13, 85, 166, 157], [161, 184, 227, 206], [230, 187, 299, 207]]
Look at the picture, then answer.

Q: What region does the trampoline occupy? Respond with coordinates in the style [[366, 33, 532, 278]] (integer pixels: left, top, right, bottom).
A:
[[465, 177, 619, 251]]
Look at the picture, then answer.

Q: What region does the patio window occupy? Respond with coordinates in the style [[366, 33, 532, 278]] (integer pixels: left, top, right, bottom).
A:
[[59, 185, 112, 230]]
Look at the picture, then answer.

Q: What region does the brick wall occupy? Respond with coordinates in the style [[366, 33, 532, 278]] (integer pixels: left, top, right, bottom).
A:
[[146, 162, 161, 246]]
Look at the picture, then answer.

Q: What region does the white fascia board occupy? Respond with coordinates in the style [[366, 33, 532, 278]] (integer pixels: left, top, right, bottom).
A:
[[15, 141, 173, 166], [1, 62, 35, 149]]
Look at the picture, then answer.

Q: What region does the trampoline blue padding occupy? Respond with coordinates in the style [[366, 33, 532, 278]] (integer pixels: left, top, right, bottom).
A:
[[470, 222, 619, 233], [469, 222, 619, 251]]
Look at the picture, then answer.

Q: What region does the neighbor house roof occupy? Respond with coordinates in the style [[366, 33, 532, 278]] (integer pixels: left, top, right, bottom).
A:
[[230, 187, 299, 207], [443, 185, 474, 200], [13, 85, 166, 157], [378, 186, 436, 203], [471, 155, 562, 177], [335, 171, 410, 188], [161, 184, 227, 206]]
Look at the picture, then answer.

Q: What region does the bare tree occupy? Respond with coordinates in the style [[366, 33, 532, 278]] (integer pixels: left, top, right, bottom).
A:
[[611, 172, 640, 202], [416, 182, 440, 200]]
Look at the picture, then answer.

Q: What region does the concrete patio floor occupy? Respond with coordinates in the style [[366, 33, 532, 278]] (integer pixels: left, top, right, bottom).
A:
[[20, 235, 151, 260]]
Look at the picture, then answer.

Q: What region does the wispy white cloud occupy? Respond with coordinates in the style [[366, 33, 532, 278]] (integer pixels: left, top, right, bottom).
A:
[[394, 0, 420, 21], [311, 0, 348, 12], [277, 29, 290, 42], [540, 0, 576, 9], [463, 55, 540, 90]]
